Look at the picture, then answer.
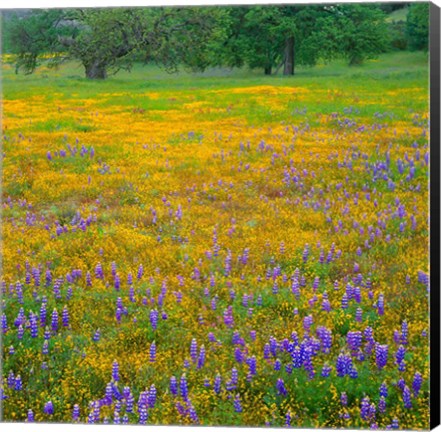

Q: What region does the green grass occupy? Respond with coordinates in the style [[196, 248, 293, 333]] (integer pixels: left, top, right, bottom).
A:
[[2, 51, 428, 133], [2, 51, 428, 99], [386, 6, 409, 23]]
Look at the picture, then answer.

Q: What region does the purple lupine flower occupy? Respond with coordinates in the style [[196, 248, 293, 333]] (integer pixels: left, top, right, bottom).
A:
[[347, 331, 363, 353], [190, 338, 198, 363], [112, 360, 120, 381], [188, 403, 199, 423], [231, 367, 238, 385], [214, 374, 222, 394], [150, 309, 159, 330], [341, 294, 348, 309], [39, 303, 47, 328], [103, 382, 113, 405], [44, 401, 54, 415], [355, 307, 363, 322], [340, 392, 348, 406], [403, 385, 412, 409], [292, 346, 302, 368], [256, 295, 263, 306], [180, 374, 189, 400], [291, 278, 300, 299], [14, 307, 25, 328], [360, 396, 371, 421], [7, 371, 15, 388], [274, 359, 282, 371], [369, 403, 376, 421], [14, 375, 22, 391], [224, 250, 232, 276], [170, 376, 178, 396], [380, 382, 388, 398], [276, 378, 287, 397], [72, 404, 80, 422], [86, 272, 92, 287], [378, 396, 386, 414], [16, 282, 24, 304], [354, 287, 361, 303], [114, 274, 121, 291], [42, 340, 49, 355], [302, 244, 309, 262], [401, 321, 409, 345], [1, 314, 8, 334], [50, 308, 59, 333], [30, 312, 38, 338], [412, 372, 423, 397], [267, 336, 277, 357], [247, 356, 257, 376], [303, 346, 315, 379], [321, 364, 332, 377], [349, 366, 358, 379], [150, 342, 156, 363], [112, 409, 120, 424], [364, 326, 375, 354], [148, 384, 157, 408], [137, 264, 144, 280], [138, 390, 148, 412], [33, 267, 41, 287], [223, 306, 234, 328], [62, 305, 69, 327], [235, 347, 244, 363], [27, 409, 35, 422], [285, 410, 292, 427], [93, 329, 101, 342], [197, 345, 206, 369], [303, 315, 313, 333], [17, 325, 24, 340], [377, 294, 384, 316], [138, 405, 148, 424], [336, 353, 353, 377], [95, 262, 104, 279], [115, 307, 122, 323], [375, 344, 388, 370], [395, 345, 406, 366], [234, 394, 243, 413]]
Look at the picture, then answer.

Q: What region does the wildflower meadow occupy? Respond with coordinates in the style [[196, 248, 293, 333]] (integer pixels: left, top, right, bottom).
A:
[[1, 50, 430, 428]]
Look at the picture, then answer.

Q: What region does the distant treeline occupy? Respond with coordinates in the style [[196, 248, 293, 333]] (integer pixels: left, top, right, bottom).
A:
[[1, 3, 429, 79]]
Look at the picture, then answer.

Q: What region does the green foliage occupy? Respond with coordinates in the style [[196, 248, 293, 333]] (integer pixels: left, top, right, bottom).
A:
[[4, 7, 222, 79], [324, 4, 390, 66], [211, 4, 390, 74], [3, 4, 426, 79], [406, 2, 429, 51], [4, 9, 72, 74], [388, 20, 408, 51]]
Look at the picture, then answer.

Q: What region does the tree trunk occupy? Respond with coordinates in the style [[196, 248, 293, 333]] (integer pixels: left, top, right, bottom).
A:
[[283, 36, 295, 75], [349, 54, 363, 66], [84, 60, 107, 79], [264, 65, 272, 75]]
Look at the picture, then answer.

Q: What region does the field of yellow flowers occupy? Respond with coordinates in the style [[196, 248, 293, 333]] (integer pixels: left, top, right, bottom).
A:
[[1, 52, 430, 428]]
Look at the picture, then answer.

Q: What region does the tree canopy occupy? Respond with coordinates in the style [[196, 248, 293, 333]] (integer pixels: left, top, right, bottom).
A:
[[2, 3, 430, 79]]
